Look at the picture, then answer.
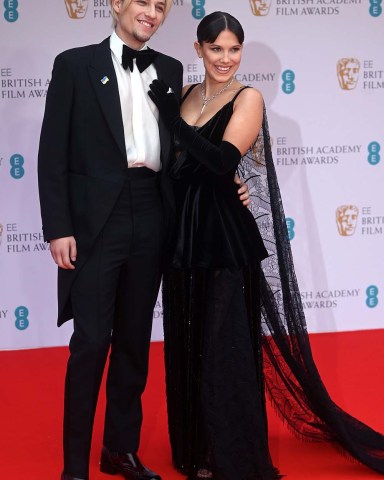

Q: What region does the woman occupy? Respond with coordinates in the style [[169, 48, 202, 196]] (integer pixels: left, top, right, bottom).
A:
[[148, 11, 384, 480]]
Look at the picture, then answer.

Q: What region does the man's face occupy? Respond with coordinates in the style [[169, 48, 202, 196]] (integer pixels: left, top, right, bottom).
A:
[[337, 59, 360, 90], [250, 0, 272, 16], [65, 0, 88, 19], [113, 0, 166, 49]]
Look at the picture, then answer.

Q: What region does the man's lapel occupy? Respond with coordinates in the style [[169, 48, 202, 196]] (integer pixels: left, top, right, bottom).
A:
[[87, 37, 126, 159], [153, 55, 171, 166]]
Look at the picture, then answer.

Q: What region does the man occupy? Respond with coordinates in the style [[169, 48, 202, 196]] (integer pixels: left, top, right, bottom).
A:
[[39, 1, 178, 479], [38, 1, 248, 479]]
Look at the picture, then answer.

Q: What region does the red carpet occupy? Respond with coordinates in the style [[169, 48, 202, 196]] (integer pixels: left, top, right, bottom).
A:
[[0, 330, 383, 479]]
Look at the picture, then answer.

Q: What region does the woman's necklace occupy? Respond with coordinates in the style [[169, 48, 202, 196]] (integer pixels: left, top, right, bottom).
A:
[[200, 77, 235, 113]]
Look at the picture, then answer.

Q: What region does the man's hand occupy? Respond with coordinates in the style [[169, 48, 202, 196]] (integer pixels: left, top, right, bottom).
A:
[[50, 236, 77, 270], [234, 174, 250, 207]]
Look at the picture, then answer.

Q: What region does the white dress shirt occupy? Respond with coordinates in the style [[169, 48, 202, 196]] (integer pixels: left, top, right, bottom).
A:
[[110, 31, 161, 172]]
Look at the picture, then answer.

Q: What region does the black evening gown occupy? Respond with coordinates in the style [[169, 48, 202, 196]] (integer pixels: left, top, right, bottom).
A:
[[162, 85, 384, 480]]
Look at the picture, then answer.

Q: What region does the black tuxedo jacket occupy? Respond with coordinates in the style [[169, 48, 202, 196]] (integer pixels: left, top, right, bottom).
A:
[[38, 37, 183, 326]]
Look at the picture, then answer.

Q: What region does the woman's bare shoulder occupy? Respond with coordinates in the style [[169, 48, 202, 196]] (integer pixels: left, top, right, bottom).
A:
[[236, 86, 264, 107]]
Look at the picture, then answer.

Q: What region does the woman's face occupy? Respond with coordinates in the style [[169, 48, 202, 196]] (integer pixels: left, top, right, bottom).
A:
[[195, 29, 243, 84]]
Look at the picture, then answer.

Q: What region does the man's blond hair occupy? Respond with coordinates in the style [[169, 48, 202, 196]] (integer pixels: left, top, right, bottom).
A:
[[110, 0, 173, 23]]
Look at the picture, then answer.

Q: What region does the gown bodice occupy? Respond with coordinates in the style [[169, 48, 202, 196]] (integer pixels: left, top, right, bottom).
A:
[[170, 87, 268, 269]]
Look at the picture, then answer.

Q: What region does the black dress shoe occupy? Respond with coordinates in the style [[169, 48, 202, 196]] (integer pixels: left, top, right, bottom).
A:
[[100, 446, 161, 480], [61, 473, 88, 480]]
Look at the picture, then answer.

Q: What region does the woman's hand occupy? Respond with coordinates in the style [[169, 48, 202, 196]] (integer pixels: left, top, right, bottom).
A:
[[148, 79, 180, 129], [234, 174, 250, 207]]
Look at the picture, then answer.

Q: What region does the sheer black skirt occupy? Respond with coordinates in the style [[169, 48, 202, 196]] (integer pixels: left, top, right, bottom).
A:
[[163, 265, 282, 480]]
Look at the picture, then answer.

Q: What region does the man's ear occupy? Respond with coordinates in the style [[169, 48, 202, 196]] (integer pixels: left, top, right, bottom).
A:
[[111, 0, 121, 15]]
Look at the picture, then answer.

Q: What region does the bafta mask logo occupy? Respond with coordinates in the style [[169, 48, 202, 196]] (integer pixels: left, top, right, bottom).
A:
[[336, 205, 359, 236], [0, 223, 3, 246], [65, 0, 88, 19], [337, 58, 360, 90], [249, 0, 272, 16]]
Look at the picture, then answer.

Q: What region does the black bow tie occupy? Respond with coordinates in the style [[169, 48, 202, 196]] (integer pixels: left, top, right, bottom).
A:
[[121, 45, 158, 73]]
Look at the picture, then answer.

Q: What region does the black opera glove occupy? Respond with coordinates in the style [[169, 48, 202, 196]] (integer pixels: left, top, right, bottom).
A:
[[148, 79, 180, 129], [176, 132, 242, 176], [173, 117, 242, 175], [149, 79, 241, 175]]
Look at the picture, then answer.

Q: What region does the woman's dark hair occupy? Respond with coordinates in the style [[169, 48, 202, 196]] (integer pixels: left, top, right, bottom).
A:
[[197, 11, 244, 45]]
